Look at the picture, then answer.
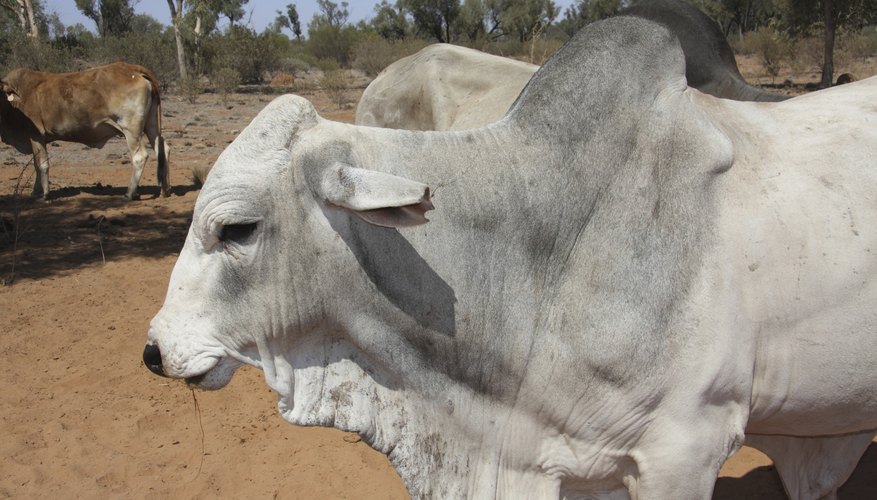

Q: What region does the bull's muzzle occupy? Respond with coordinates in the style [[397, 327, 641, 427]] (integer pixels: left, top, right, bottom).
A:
[[142, 343, 168, 377]]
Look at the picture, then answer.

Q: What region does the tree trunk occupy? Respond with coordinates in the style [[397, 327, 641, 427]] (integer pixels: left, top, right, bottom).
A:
[[21, 0, 38, 39], [193, 15, 203, 76], [1, 0, 29, 36], [167, 0, 188, 80], [821, 0, 835, 88]]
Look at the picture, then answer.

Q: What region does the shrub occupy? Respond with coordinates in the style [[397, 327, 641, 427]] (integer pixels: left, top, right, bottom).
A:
[[745, 27, 792, 79], [316, 57, 341, 72], [527, 37, 563, 65], [1, 33, 74, 73], [177, 75, 203, 104], [282, 57, 313, 75], [211, 67, 240, 105], [88, 31, 178, 89], [203, 26, 260, 83], [269, 72, 296, 87], [839, 30, 877, 61], [352, 34, 429, 76], [307, 24, 362, 67], [790, 36, 824, 73], [202, 26, 290, 84], [320, 70, 352, 108]]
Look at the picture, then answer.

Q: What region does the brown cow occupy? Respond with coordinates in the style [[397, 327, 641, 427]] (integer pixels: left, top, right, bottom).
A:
[[0, 62, 170, 200]]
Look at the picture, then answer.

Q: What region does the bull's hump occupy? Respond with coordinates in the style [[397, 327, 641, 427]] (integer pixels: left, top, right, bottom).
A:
[[509, 17, 685, 127]]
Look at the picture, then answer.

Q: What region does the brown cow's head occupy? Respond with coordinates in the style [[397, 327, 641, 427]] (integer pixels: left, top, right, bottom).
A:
[[1, 70, 26, 110], [0, 79, 12, 104]]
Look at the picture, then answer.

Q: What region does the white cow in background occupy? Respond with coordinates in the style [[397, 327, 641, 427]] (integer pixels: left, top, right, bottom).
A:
[[355, 43, 538, 131], [145, 15, 877, 500]]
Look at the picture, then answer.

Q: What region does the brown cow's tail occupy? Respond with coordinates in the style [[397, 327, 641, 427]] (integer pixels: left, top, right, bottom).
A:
[[140, 67, 170, 197]]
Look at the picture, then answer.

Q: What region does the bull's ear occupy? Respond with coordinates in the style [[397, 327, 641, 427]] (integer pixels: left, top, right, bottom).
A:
[[1, 81, 11, 101], [318, 164, 434, 228], [2, 82, 21, 109]]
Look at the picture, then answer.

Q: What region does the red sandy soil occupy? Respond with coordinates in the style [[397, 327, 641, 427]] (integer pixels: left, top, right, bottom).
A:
[[1, 80, 875, 499]]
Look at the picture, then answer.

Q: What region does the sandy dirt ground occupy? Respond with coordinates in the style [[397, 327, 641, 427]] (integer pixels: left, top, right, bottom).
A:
[[2, 71, 876, 499]]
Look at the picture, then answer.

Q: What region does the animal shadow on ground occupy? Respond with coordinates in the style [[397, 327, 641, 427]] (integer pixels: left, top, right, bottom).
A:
[[0, 192, 193, 282], [44, 183, 199, 201], [713, 443, 877, 499]]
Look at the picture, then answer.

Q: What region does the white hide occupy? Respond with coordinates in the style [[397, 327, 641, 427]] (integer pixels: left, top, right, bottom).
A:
[[355, 43, 538, 131]]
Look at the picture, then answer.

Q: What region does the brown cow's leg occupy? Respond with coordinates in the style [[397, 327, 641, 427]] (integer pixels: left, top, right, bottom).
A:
[[124, 133, 149, 200], [155, 136, 170, 197], [30, 139, 49, 201]]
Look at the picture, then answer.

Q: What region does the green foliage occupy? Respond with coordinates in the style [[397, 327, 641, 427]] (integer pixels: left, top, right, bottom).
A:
[[315, 57, 341, 72], [556, 0, 619, 37], [203, 25, 291, 83], [370, 0, 411, 40], [311, 0, 350, 29], [307, 23, 361, 67], [1, 33, 72, 73], [779, 0, 877, 35], [273, 3, 303, 40], [400, 0, 461, 42], [487, 0, 559, 42], [692, 0, 782, 36], [458, 0, 487, 40], [352, 33, 429, 76], [74, 0, 135, 37], [210, 0, 249, 26], [88, 31, 178, 88]]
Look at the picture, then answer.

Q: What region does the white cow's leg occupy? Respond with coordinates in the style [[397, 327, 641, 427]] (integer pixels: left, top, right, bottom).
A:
[[627, 452, 723, 499], [745, 432, 875, 500], [124, 133, 149, 200], [30, 139, 49, 200], [626, 423, 742, 500]]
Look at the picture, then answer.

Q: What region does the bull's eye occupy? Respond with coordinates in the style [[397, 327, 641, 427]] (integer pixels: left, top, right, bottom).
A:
[[219, 222, 257, 243]]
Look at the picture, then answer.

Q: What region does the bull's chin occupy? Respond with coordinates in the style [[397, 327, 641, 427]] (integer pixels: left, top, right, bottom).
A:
[[185, 357, 242, 390]]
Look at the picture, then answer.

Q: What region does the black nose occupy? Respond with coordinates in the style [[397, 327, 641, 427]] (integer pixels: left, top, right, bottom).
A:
[[143, 343, 167, 377]]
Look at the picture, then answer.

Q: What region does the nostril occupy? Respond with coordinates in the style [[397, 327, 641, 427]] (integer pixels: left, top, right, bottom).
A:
[[142, 343, 167, 377]]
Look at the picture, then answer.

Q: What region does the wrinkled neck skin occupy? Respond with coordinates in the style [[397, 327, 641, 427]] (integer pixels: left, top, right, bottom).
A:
[[263, 118, 588, 498], [245, 90, 728, 498]]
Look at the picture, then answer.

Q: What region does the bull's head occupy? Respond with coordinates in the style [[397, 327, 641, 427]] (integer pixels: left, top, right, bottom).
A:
[[1, 73, 22, 108], [143, 95, 433, 393]]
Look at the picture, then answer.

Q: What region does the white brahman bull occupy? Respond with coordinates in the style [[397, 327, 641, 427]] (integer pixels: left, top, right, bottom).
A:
[[356, 0, 786, 133], [0, 62, 170, 200], [144, 15, 877, 500]]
